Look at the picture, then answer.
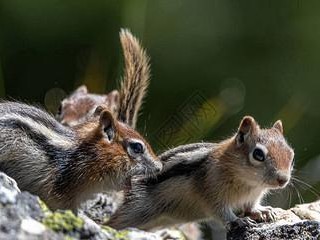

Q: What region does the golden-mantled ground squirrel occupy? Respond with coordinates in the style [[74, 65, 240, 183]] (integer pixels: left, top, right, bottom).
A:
[[107, 116, 294, 230], [0, 102, 162, 211], [57, 29, 150, 129], [56, 85, 119, 127]]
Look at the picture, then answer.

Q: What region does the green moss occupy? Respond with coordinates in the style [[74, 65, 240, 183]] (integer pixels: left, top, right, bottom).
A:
[[38, 199, 51, 214], [115, 231, 129, 240], [102, 226, 129, 240], [63, 236, 75, 240], [42, 210, 84, 233], [115, 230, 129, 240]]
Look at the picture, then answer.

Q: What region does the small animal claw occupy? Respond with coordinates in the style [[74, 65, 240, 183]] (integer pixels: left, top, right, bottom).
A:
[[226, 217, 257, 231], [240, 217, 257, 226], [246, 205, 277, 223]]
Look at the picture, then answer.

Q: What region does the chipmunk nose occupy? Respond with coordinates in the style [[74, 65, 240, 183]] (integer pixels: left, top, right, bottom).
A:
[[276, 175, 289, 187]]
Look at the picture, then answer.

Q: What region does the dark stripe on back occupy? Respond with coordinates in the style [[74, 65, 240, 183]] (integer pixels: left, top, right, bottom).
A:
[[142, 156, 207, 186], [17, 110, 72, 137], [0, 102, 73, 137], [0, 119, 71, 165], [0, 118, 82, 195], [159, 143, 214, 162]]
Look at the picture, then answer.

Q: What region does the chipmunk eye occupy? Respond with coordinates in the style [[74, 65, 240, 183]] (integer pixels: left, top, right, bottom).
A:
[[129, 142, 144, 154], [252, 148, 265, 161], [57, 104, 62, 115], [56, 104, 63, 120]]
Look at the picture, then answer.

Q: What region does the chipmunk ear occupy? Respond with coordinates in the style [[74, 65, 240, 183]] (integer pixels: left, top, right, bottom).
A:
[[236, 116, 257, 145], [99, 110, 117, 142], [105, 90, 120, 108], [273, 120, 283, 134], [94, 105, 105, 116], [74, 85, 88, 94], [106, 90, 119, 103]]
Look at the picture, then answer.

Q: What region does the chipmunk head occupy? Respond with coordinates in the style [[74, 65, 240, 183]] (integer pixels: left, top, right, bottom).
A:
[[56, 85, 119, 127], [84, 106, 162, 184], [233, 116, 294, 189]]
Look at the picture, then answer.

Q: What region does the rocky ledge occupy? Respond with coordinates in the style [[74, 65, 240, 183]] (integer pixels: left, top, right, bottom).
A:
[[0, 172, 319, 240], [228, 202, 320, 240]]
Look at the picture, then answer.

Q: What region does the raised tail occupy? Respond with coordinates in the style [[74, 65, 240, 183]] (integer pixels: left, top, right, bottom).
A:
[[118, 29, 151, 129]]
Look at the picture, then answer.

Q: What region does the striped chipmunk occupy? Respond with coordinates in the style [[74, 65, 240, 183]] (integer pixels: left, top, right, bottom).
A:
[[57, 29, 150, 129], [0, 102, 162, 211], [108, 116, 294, 230]]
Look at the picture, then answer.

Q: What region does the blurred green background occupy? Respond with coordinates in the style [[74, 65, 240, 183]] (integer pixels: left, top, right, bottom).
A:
[[1, 0, 319, 230]]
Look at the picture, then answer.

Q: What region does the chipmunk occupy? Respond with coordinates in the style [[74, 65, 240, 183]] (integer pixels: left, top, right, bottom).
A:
[[0, 101, 162, 211], [57, 29, 150, 129], [56, 85, 119, 127], [107, 116, 294, 230]]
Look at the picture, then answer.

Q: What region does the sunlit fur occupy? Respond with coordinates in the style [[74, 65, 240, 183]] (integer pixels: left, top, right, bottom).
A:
[[108, 117, 294, 230], [0, 101, 161, 211], [118, 29, 150, 129]]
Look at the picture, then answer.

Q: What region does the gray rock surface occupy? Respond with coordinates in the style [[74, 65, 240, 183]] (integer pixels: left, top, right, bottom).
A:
[[0, 173, 59, 240], [0, 172, 185, 240], [1, 171, 320, 240], [79, 192, 122, 224], [228, 220, 320, 240], [227, 206, 320, 240]]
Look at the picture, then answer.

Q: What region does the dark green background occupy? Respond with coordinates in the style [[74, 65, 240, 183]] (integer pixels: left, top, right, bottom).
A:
[[1, 0, 319, 215]]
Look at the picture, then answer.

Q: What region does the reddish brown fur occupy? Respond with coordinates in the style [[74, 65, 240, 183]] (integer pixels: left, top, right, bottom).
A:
[[215, 117, 294, 189], [260, 129, 293, 172], [80, 127, 129, 180], [0, 101, 160, 212], [75, 118, 157, 174], [73, 115, 157, 173], [49, 106, 160, 210]]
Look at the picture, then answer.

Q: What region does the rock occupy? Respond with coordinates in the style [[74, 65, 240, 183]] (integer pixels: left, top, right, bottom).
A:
[[291, 201, 320, 220], [20, 218, 46, 235], [228, 220, 320, 240], [178, 223, 203, 240], [0, 172, 186, 240], [227, 204, 320, 240], [0, 173, 59, 240], [79, 193, 197, 239], [2, 170, 320, 240], [79, 192, 122, 224], [0, 172, 20, 205]]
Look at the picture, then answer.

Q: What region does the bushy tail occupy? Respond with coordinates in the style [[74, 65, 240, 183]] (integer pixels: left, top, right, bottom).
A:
[[118, 29, 151, 129]]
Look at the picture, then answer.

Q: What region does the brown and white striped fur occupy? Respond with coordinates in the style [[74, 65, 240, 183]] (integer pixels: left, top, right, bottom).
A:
[[57, 29, 150, 129], [0, 101, 162, 211], [117, 28, 150, 128], [107, 116, 294, 230]]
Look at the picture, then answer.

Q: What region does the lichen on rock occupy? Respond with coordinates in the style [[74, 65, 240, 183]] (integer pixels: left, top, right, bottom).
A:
[[0, 171, 186, 240], [2, 171, 319, 240], [43, 211, 84, 233]]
